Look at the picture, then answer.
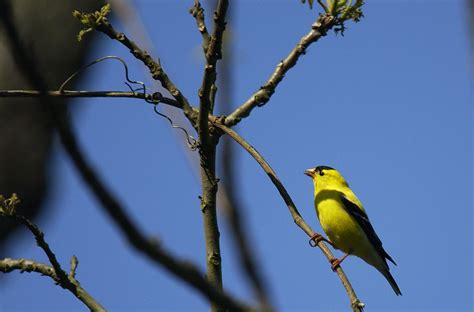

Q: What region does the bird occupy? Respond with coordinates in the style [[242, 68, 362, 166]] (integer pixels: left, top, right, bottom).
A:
[[304, 165, 402, 296]]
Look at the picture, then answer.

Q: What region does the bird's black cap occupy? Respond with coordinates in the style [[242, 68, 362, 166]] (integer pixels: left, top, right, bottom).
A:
[[315, 165, 334, 172]]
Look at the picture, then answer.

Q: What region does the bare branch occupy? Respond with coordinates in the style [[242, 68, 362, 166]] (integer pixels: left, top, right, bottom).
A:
[[0, 258, 106, 312], [11, 214, 69, 284], [206, 0, 228, 62], [225, 13, 336, 126], [214, 121, 365, 312], [0, 90, 182, 108], [0, 258, 55, 276], [190, 0, 211, 50], [198, 0, 228, 145], [195, 2, 229, 311]]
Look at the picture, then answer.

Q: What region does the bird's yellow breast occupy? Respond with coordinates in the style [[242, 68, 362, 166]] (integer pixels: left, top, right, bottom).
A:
[[315, 194, 375, 262]]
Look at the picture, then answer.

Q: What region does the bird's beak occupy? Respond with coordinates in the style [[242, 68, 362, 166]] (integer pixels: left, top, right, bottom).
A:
[[304, 169, 314, 178]]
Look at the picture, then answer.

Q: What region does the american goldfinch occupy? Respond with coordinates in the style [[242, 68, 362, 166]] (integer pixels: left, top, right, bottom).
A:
[[304, 166, 402, 296]]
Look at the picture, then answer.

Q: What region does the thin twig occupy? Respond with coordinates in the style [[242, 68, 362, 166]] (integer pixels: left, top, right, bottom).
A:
[[0, 258, 55, 276], [0, 90, 182, 108], [198, 0, 228, 145], [13, 215, 70, 284], [0, 257, 105, 312], [214, 121, 365, 312], [190, 0, 210, 50], [225, 13, 336, 126]]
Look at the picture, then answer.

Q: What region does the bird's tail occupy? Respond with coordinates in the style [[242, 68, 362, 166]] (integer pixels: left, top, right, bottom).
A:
[[379, 267, 402, 296]]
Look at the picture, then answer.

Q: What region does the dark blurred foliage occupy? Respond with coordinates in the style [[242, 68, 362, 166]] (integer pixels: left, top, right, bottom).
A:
[[0, 0, 103, 257]]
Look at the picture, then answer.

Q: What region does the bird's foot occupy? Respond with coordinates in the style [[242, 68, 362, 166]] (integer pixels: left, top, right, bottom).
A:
[[329, 257, 342, 271], [329, 253, 350, 271], [309, 233, 333, 247]]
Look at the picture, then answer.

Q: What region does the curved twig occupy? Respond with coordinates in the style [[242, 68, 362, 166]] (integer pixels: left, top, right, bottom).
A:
[[58, 55, 144, 92], [152, 104, 198, 150], [214, 121, 365, 312]]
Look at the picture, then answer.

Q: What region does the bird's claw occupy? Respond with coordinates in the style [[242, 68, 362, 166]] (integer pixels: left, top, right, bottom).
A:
[[309, 233, 333, 247], [329, 257, 342, 271], [329, 253, 350, 272]]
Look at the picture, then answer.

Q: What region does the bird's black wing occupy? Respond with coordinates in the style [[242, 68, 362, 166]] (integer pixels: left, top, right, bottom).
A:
[[339, 194, 396, 266]]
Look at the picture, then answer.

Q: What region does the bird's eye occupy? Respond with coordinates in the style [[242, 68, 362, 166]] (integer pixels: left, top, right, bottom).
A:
[[319, 170, 325, 176]]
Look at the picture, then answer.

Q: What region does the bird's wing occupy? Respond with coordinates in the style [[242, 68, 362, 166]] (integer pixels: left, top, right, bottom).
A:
[[339, 193, 397, 266]]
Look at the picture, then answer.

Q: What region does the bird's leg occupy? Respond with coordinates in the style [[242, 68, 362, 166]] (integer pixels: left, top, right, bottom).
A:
[[309, 233, 334, 248], [329, 253, 350, 271]]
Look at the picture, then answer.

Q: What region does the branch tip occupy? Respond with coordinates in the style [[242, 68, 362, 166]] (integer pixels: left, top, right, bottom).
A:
[[73, 3, 111, 41]]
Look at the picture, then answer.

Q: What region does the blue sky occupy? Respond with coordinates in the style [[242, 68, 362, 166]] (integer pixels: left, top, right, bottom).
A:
[[1, 0, 472, 311]]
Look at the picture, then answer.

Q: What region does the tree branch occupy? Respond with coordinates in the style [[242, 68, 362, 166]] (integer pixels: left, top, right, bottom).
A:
[[190, 0, 210, 51], [0, 257, 105, 312], [225, 13, 336, 126], [0, 90, 182, 109], [0, 258, 54, 276], [195, 2, 229, 311], [213, 122, 365, 312], [198, 0, 228, 145]]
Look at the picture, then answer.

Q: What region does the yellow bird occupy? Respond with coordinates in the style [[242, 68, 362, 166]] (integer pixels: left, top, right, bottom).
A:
[[304, 166, 402, 296]]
